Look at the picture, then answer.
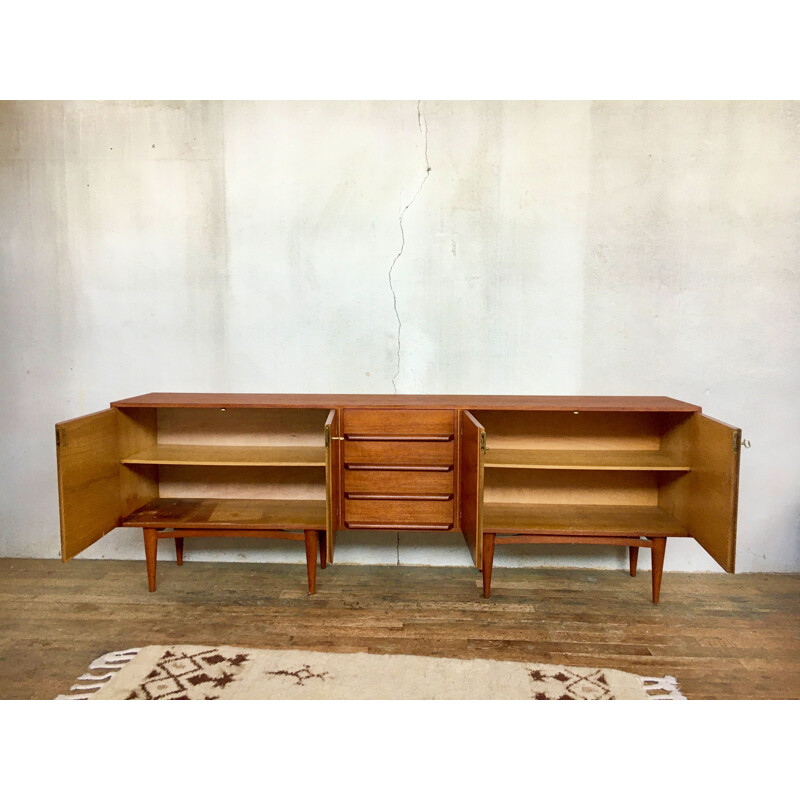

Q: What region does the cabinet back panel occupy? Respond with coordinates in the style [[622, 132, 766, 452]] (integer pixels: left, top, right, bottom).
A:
[[158, 465, 326, 501], [157, 408, 330, 447], [483, 469, 659, 506], [474, 411, 692, 451]]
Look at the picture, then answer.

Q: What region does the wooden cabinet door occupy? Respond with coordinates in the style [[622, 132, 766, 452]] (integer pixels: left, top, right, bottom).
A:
[[689, 413, 741, 573], [460, 411, 485, 569], [324, 409, 342, 563], [55, 409, 123, 561]]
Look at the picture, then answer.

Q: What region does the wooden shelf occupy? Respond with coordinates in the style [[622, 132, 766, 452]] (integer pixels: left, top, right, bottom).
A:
[[483, 503, 689, 537], [121, 444, 326, 467], [484, 448, 690, 472], [122, 498, 327, 530]]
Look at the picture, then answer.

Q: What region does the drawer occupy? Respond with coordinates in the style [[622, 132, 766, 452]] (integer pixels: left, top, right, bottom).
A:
[[343, 409, 454, 437], [344, 468, 454, 495], [344, 498, 455, 530], [344, 440, 454, 467]]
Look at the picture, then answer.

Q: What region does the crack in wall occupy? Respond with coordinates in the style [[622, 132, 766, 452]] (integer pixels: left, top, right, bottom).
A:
[[389, 100, 431, 393]]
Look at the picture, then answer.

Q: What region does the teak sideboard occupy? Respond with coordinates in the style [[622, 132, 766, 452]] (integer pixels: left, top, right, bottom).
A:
[[55, 394, 742, 603]]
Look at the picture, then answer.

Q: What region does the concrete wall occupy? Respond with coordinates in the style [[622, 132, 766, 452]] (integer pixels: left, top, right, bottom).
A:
[[1, 100, 798, 572]]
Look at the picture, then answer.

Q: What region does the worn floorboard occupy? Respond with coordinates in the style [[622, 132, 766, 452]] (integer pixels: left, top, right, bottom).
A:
[[0, 558, 798, 699]]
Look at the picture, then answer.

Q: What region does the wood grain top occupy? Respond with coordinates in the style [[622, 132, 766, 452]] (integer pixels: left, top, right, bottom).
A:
[[112, 393, 701, 413]]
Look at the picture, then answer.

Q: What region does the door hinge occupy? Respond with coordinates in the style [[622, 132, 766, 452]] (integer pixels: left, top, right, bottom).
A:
[[324, 429, 345, 447], [55, 428, 61, 446], [480, 429, 487, 453]]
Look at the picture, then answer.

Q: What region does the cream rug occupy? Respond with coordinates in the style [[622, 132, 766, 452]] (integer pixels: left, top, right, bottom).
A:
[[56, 645, 685, 700]]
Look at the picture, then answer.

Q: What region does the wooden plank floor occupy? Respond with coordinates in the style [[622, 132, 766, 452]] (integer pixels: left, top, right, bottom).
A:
[[0, 557, 798, 699]]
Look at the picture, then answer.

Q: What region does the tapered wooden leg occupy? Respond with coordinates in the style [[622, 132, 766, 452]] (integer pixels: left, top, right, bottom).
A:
[[143, 528, 158, 592], [482, 533, 496, 598], [318, 531, 327, 569], [175, 537, 184, 566], [650, 537, 666, 604], [629, 545, 639, 577], [304, 530, 318, 594]]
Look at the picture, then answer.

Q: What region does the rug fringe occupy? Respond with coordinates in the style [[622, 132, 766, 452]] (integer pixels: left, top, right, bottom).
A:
[[55, 648, 141, 700], [640, 675, 686, 700]]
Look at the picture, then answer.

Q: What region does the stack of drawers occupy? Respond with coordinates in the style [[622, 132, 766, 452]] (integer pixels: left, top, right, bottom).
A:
[[342, 409, 456, 530]]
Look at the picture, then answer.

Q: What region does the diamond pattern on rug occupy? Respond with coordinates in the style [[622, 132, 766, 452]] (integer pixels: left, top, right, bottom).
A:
[[527, 667, 614, 700], [126, 647, 250, 700]]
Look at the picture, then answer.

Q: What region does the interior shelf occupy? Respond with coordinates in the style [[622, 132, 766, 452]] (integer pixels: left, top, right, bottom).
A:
[[482, 503, 689, 536], [121, 444, 326, 467], [122, 498, 327, 530], [484, 448, 690, 471]]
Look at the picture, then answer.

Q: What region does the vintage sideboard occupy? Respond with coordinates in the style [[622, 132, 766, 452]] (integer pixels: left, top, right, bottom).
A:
[[55, 393, 741, 602]]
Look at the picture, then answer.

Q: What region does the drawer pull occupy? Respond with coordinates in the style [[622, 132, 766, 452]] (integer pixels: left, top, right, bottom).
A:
[[344, 433, 454, 442], [345, 492, 453, 501], [345, 464, 453, 472]]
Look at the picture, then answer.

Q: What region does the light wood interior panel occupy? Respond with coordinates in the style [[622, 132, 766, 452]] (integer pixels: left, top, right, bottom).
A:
[[484, 469, 663, 506], [659, 472, 691, 526], [56, 409, 122, 561], [460, 411, 484, 568], [659, 412, 695, 464], [474, 410, 691, 451], [157, 408, 330, 447], [117, 408, 158, 518], [325, 409, 342, 563], [158, 465, 326, 501], [660, 414, 740, 572]]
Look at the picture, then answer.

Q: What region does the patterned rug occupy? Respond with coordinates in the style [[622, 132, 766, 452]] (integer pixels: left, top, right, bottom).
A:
[[56, 645, 685, 700]]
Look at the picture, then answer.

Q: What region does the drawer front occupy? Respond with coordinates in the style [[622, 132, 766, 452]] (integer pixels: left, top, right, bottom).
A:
[[344, 440, 454, 467], [343, 409, 455, 437], [344, 468, 454, 495], [344, 498, 455, 530]]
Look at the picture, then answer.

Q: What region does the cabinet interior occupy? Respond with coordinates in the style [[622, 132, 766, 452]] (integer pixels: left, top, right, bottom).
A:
[[471, 410, 696, 535], [120, 407, 331, 504]]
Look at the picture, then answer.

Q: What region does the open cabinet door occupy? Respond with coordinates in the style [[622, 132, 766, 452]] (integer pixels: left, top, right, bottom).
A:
[[324, 409, 342, 563], [56, 409, 123, 561], [460, 410, 485, 569], [689, 414, 741, 573]]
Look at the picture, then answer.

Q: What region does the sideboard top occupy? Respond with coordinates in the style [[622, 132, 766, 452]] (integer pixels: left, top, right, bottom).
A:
[[111, 393, 701, 413]]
